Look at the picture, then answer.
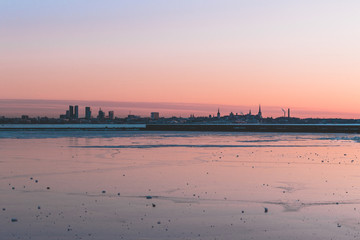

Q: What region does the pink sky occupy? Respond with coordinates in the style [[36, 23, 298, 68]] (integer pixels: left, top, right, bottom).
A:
[[1, 1, 360, 118]]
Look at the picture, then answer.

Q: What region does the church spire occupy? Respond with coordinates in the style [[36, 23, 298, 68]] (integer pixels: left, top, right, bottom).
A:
[[258, 104, 262, 118]]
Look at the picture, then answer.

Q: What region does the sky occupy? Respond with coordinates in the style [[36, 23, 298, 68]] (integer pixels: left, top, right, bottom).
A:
[[1, 1, 360, 118]]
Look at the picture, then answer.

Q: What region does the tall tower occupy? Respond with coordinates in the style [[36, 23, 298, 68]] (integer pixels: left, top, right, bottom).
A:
[[85, 107, 91, 119], [97, 108, 105, 120], [69, 105, 74, 119], [258, 105, 262, 118], [288, 108, 291, 118], [74, 105, 79, 119], [217, 108, 220, 118], [108, 111, 114, 120]]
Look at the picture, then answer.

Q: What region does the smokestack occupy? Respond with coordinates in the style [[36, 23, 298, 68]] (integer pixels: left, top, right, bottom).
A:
[[288, 108, 290, 118], [281, 108, 286, 117]]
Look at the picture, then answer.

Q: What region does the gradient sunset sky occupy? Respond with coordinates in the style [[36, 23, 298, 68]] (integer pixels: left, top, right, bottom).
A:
[[1, 1, 360, 117]]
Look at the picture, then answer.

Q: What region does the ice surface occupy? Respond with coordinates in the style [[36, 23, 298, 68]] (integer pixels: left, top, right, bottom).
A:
[[1, 131, 360, 239]]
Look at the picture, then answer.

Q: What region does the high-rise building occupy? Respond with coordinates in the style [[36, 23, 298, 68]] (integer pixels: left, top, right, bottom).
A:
[[85, 107, 91, 120], [288, 108, 291, 118], [217, 108, 220, 118], [151, 112, 159, 120], [69, 105, 74, 119], [74, 105, 79, 119], [97, 108, 105, 120], [108, 111, 114, 120]]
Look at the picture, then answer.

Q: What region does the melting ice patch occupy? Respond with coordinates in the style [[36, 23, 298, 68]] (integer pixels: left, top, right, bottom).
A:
[[315, 136, 360, 142]]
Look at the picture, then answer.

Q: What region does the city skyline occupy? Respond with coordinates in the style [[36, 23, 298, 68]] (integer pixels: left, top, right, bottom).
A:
[[1, 1, 360, 116], [0, 99, 359, 119]]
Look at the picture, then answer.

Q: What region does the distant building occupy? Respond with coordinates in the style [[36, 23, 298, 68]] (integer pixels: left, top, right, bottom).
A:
[[258, 105, 262, 118], [127, 114, 140, 120], [69, 105, 74, 119], [97, 108, 105, 120], [288, 108, 291, 118], [151, 112, 159, 120], [85, 107, 91, 120], [66, 110, 70, 119], [74, 105, 79, 119], [217, 108, 220, 118], [108, 111, 114, 120]]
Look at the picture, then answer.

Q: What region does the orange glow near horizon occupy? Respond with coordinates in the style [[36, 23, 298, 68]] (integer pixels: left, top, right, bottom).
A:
[[1, 1, 360, 118]]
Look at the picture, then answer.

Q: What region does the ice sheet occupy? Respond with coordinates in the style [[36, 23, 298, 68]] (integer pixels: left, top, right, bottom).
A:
[[1, 131, 360, 239]]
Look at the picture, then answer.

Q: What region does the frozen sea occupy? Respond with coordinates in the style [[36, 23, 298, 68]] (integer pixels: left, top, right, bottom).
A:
[[1, 130, 360, 239]]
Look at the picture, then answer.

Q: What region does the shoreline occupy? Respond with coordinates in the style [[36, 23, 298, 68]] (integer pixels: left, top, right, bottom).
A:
[[1, 123, 360, 133]]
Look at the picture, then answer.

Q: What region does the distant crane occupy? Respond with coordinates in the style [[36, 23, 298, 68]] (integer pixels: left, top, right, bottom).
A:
[[281, 108, 286, 117]]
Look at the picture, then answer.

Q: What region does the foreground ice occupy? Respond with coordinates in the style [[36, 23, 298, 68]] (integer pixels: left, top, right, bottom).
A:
[[1, 131, 360, 239]]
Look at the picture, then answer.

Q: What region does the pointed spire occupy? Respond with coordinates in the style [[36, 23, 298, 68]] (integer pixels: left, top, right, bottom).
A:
[[258, 104, 262, 118]]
